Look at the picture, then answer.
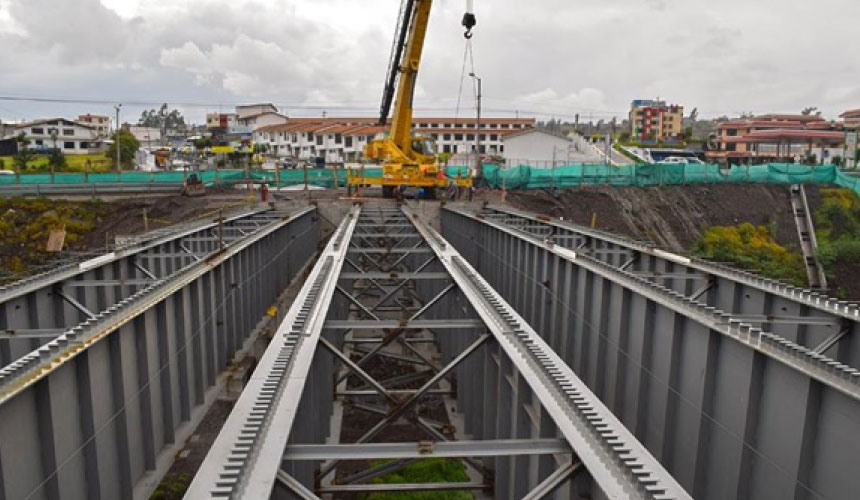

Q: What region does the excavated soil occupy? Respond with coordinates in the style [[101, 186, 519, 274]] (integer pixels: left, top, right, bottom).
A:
[[506, 184, 801, 252]]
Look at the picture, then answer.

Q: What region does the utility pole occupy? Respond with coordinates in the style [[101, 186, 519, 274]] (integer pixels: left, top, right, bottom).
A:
[[48, 128, 58, 184], [469, 72, 482, 181], [114, 104, 122, 173]]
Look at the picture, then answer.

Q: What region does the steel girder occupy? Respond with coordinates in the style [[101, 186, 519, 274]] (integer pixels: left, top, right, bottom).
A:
[[0, 208, 288, 369], [475, 205, 860, 368], [188, 203, 689, 500], [443, 206, 860, 500], [0, 207, 320, 500]]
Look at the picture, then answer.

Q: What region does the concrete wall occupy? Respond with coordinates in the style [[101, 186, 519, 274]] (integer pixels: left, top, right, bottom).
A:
[[503, 131, 572, 164]]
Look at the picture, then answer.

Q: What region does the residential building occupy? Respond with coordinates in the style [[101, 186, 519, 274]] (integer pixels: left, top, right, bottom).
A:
[[77, 114, 111, 137], [629, 99, 684, 141], [11, 118, 104, 154], [236, 103, 279, 120], [841, 109, 860, 129], [253, 117, 535, 164], [128, 126, 163, 149], [502, 129, 573, 165], [206, 113, 238, 131], [237, 112, 288, 131], [708, 114, 845, 165]]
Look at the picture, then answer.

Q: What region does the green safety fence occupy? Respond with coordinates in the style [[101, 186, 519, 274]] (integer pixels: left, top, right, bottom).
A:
[[465, 162, 860, 198], [4, 164, 860, 198]]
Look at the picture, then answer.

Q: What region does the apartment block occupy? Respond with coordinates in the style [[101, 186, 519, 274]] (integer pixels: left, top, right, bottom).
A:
[[629, 99, 684, 141]]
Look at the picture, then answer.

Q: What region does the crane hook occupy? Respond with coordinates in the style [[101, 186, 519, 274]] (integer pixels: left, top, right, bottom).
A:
[[462, 10, 476, 39]]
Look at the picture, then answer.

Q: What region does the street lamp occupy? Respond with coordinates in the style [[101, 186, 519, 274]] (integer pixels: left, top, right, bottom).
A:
[[469, 72, 482, 182]]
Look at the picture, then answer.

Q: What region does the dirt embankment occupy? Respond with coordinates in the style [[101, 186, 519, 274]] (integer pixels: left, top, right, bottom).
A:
[[506, 184, 802, 252]]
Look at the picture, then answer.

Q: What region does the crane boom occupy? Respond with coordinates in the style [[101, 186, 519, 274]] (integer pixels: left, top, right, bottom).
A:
[[349, 0, 475, 196]]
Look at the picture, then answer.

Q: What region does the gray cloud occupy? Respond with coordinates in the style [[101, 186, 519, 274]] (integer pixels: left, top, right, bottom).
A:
[[0, 0, 856, 123]]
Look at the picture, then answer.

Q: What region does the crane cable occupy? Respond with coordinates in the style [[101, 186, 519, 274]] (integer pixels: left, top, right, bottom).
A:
[[454, 39, 476, 123]]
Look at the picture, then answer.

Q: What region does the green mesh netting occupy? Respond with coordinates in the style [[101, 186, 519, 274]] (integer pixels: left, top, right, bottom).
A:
[[3, 164, 859, 198]]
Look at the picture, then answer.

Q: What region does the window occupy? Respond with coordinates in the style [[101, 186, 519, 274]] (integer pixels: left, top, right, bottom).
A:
[[466, 134, 475, 141], [31, 127, 44, 135], [63, 141, 75, 149], [316, 136, 323, 146], [499, 145, 505, 153], [726, 129, 738, 137], [345, 137, 353, 147], [479, 134, 486, 141], [292, 134, 297, 142], [726, 143, 737, 152], [63, 129, 74, 136], [335, 134, 342, 144], [366, 135, 374, 142], [34, 139, 43, 146], [444, 123, 452, 128], [490, 124, 498, 129], [307, 132, 313, 140], [490, 134, 498, 141], [454, 134, 463, 141], [79, 141, 89, 149], [466, 123, 475, 129], [443, 134, 451, 141], [501, 124, 510, 129], [443, 145, 451, 153]]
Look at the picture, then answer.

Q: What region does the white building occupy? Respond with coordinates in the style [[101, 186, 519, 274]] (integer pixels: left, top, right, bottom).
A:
[[77, 114, 111, 138], [236, 103, 279, 120], [237, 112, 288, 131], [502, 128, 575, 166], [253, 117, 535, 164], [12, 119, 104, 154], [128, 126, 163, 149]]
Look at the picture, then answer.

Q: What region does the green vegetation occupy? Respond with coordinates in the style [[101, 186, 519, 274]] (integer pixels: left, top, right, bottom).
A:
[[107, 130, 141, 169], [0, 153, 114, 173], [150, 473, 192, 500], [0, 197, 108, 277], [815, 188, 860, 273], [692, 223, 807, 286], [359, 459, 473, 500]]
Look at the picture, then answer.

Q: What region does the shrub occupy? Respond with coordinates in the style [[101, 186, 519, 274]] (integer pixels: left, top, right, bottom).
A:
[[692, 223, 807, 286]]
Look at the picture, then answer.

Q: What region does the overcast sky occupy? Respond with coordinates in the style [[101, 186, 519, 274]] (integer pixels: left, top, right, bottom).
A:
[[0, 0, 857, 124]]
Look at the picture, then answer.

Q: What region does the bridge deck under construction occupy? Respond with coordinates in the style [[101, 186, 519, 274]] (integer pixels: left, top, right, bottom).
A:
[[0, 201, 857, 500]]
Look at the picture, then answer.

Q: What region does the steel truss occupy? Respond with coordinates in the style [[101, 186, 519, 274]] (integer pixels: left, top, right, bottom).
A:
[[475, 205, 860, 367], [0, 207, 320, 500], [188, 203, 689, 500], [444, 205, 860, 500]]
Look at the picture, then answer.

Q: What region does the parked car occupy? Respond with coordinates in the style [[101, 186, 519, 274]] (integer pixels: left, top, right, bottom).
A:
[[663, 156, 704, 165]]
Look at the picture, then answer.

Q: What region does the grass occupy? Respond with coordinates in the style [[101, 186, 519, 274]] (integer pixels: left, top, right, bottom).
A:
[[359, 459, 473, 500], [692, 223, 807, 286], [0, 153, 114, 173]]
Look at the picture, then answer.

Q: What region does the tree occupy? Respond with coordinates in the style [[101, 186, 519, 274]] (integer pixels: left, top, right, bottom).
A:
[[13, 133, 34, 171], [48, 148, 66, 170], [801, 106, 821, 116], [107, 130, 141, 169], [138, 103, 187, 130], [689, 107, 699, 122]]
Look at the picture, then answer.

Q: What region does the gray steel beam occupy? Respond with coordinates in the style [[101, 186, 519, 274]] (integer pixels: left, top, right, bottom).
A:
[[323, 319, 484, 330], [481, 205, 860, 364], [184, 206, 358, 499], [411, 207, 692, 500], [0, 207, 319, 500], [339, 272, 450, 280], [521, 461, 581, 500], [283, 439, 571, 460], [444, 206, 860, 500], [316, 482, 486, 493]]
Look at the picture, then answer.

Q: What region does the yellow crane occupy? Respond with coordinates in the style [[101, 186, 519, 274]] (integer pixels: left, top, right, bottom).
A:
[[348, 0, 476, 197]]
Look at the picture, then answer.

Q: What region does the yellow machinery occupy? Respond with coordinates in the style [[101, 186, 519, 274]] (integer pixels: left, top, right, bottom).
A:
[[348, 0, 476, 196]]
